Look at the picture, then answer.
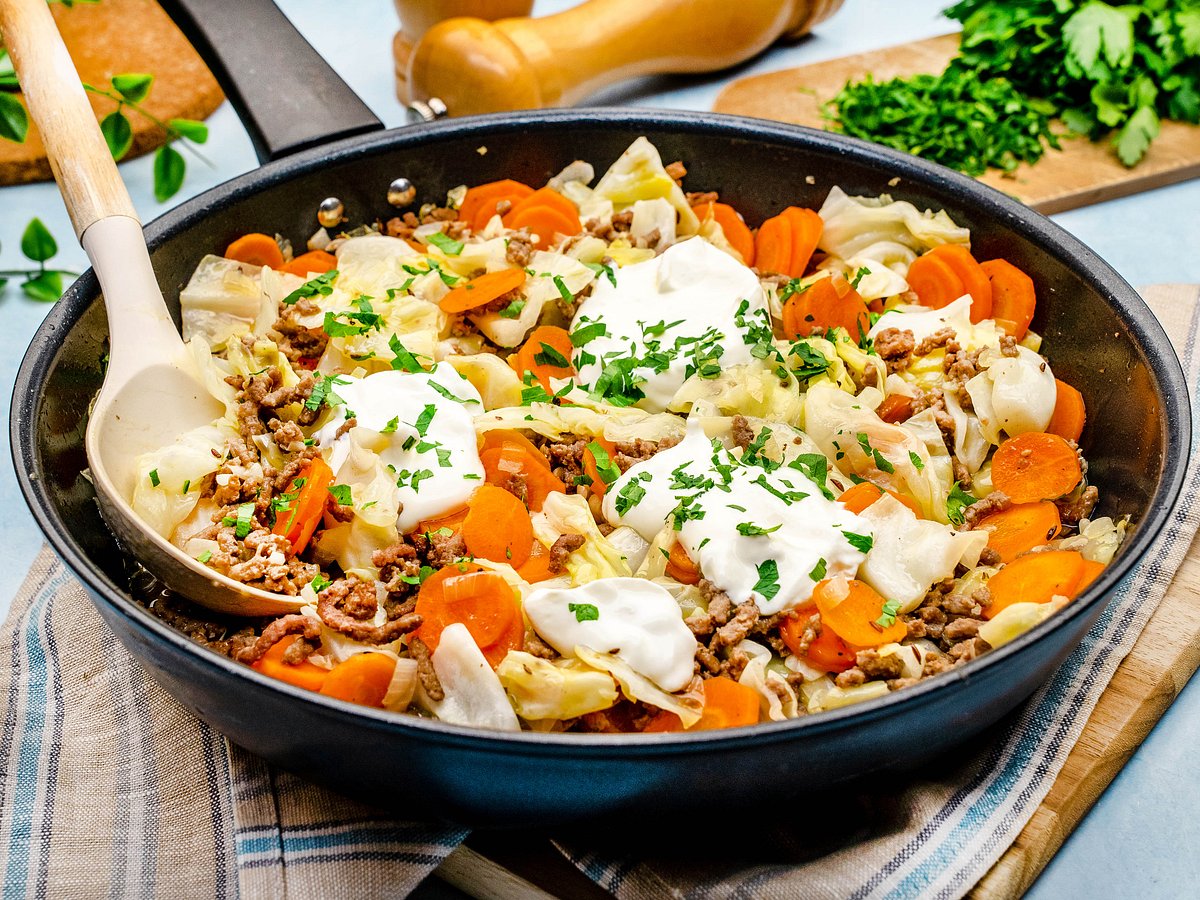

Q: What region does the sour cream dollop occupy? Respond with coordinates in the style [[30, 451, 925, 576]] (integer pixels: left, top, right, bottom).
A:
[[602, 421, 871, 615], [313, 364, 484, 532], [569, 237, 769, 412], [523, 577, 697, 692]]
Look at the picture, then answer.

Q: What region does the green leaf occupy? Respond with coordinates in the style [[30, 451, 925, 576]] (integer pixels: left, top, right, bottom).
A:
[[100, 110, 133, 160], [1063, 2, 1134, 76], [568, 602, 599, 622], [946, 481, 979, 527], [0, 92, 28, 143], [753, 559, 781, 600], [1090, 82, 1129, 127], [168, 117, 208, 144], [1177, 9, 1200, 56], [327, 484, 353, 506], [152, 144, 186, 202], [110, 72, 154, 104], [0, 278, 7, 292], [1114, 105, 1159, 166], [20, 218, 57, 263], [426, 231, 463, 256], [22, 270, 62, 302]]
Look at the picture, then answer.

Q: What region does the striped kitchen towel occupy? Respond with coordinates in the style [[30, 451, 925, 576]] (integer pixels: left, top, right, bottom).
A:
[[556, 284, 1200, 898], [0, 550, 467, 899]]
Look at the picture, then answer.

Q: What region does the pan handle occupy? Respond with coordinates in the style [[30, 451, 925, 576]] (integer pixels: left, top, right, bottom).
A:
[[158, 0, 385, 163]]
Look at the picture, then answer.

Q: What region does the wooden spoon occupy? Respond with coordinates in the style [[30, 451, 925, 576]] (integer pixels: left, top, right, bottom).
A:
[[1, 0, 305, 616]]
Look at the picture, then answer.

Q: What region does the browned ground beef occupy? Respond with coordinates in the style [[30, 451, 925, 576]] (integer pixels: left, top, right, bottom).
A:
[[913, 326, 954, 357], [874, 328, 915, 372], [731, 415, 755, 450], [548, 534, 586, 573], [963, 490, 1012, 528]]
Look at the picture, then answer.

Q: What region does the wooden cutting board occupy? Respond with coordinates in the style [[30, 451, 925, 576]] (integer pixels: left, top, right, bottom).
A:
[[0, 0, 223, 186], [713, 34, 1200, 215]]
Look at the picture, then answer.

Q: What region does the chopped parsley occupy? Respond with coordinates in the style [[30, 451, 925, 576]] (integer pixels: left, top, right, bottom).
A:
[[520, 372, 554, 405], [181, 480, 190, 495], [583, 260, 618, 287], [426, 231, 464, 256], [413, 404, 437, 436], [946, 481, 979, 526], [327, 484, 353, 506], [752, 559, 781, 601], [909, 451, 925, 471], [614, 480, 647, 516], [809, 557, 827, 581], [751, 473, 809, 505], [498, 299, 525, 319], [148, 468, 160, 487], [842, 530, 873, 553], [737, 522, 782, 536], [305, 373, 348, 411], [396, 468, 435, 492], [552, 274, 573, 303], [789, 341, 832, 382], [586, 441, 621, 485], [533, 342, 571, 369], [856, 432, 895, 474], [428, 380, 478, 406], [283, 269, 338, 306], [778, 277, 809, 304], [399, 565, 436, 586], [310, 573, 332, 594], [196, 549, 212, 564], [323, 296, 382, 337], [789, 453, 835, 500], [568, 602, 600, 622], [570, 321, 608, 346], [381, 416, 399, 434], [849, 266, 871, 290], [234, 502, 255, 540], [875, 598, 902, 628], [389, 335, 426, 373]]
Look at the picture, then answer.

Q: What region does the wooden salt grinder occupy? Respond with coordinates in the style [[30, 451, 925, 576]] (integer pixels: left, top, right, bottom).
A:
[[394, 0, 844, 117]]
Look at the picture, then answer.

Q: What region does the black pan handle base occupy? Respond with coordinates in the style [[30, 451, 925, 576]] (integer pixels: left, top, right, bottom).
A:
[[159, 0, 385, 163]]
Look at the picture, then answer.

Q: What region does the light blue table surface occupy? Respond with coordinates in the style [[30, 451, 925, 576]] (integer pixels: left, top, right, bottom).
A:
[[2, 0, 1197, 895]]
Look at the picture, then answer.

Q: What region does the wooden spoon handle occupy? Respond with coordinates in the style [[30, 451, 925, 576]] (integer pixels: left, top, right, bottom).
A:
[[406, 0, 844, 115], [0, 0, 138, 237]]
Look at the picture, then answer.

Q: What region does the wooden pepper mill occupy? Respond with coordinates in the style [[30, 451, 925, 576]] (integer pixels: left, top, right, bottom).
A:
[[394, 0, 844, 117]]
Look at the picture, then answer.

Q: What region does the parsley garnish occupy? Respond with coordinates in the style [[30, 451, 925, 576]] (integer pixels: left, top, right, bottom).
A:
[[498, 299, 525, 319], [614, 480, 647, 516], [583, 261, 618, 287], [551, 274, 573, 303], [519, 372, 554, 405], [398, 565, 436, 586], [327, 484, 353, 506], [568, 602, 600, 622], [946, 481, 979, 526], [148, 468, 160, 487], [856, 432, 895, 474], [388, 335, 425, 373], [382, 416, 399, 434], [181, 480, 190, 495], [752, 559, 781, 601], [849, 266, 870, 290], [533, 342, 571, 369], [586, 441, 621, 485], [428, 380, 478, 406], [305, 373, 348, 411], [310, 573, 332, 594], [737, 522, 782, 536], [842, 531, 873, 553], [570, 321, 608, 346], [875, 598, 902, 628], [909, 451, 925, 471], [196, 549, 212, 564], [789, 453, 835, 500], [283, 269, 338, 306], [413, 404, 436, 436], [790, 341, 832, 382], [426, 231, 464, 256], [809, 557, 827, 581], [234, 502, 254, 540]]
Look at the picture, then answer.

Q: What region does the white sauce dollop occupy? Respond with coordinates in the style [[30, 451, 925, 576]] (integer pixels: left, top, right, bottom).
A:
[[523, 577, 697, 692], [602, 421, 870, 615], [569, 238, 769, 412], [867, 295, 1001, 352], [313, 364, 484, 532]]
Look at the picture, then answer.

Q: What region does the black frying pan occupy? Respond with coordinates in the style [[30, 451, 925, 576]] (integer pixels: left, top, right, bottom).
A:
[[10, 0, 1191, 826]]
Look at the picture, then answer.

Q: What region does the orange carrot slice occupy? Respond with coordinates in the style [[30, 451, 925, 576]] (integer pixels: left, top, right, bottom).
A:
[[459, 179, 534, 227], [754, 212, 793, 276], [462, 483, 534, 567], [983, 549, 1086, 620], [876, 393, 914, 424], [1046, 379, 1087, 443], [991, 432, 1082, 503], [665, 541, 701, 585], [439, 268, 527, 315], [927, 245, 992, 323], [509, 325, 574, 391], [507, 204, 579, 250], [837, 481, 923, 518], [581, 436, 619, 500], [480, 446, 566, 513], [812, 578, 908, 647], [479, 429, 552, 469], [781, 275, 870, 339], [974, 501, 1062, 564], [694, 201, 756, 266], [415, 562, 522, 666], [280, 249, 337, 277], [225, 232, 284, 269], [252, 635, 329, 692], [272, 457, 335, 554], [981, 258, 1036, 340], [319, 653, 397, 708], [782, 207, 824, 278]]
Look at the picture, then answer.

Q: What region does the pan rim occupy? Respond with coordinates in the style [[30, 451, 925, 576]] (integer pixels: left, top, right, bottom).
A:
[[12, 108, 1192, 755]]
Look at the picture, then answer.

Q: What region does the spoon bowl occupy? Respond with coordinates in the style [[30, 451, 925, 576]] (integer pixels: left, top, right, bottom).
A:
[[3, 0, 305, 617]]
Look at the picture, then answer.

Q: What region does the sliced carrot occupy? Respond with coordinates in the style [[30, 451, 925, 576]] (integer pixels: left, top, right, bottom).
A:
[[991, 432, 1082, 503], [1046, 379, 1087, 443], [517, 540, 556, 584], [280, 249, 337, 277], [507, 204, 579, 250], [415, 562, 522, 666], [782, 207, 824, 278], [877, 393, 914, 424], [974, 501, 1062, 564], [510, 325, 574, 392], [503, 187, 580, 230], [781, 275, 870, 340], [806, 626, 858, 673], [581, 436, 618, 500], [812, 578, 908, 647], [693, 201, 755, 266], [981, 258, 1036, 341], [479, 429, 551, 469], [462, 483, 534, 567], [252, 635, 329, 692], [906, 251, 963, 311], [837, 481, 922, 518], [983, 549, 1086, 620], [319, 652, 397, 708], [439, 267, 527, 315], [754, 212, 793, 276], [927, 245, 992, 323], [665, 541, 701, 585], [1076, 559, 1106, 594], [481, 446, 566, 512], [458, 179, 534, 227], [225, 232, 284, 269], [694, 677, 760, 729], [415, 505, 469, 538], [272, 457, 335, 554]]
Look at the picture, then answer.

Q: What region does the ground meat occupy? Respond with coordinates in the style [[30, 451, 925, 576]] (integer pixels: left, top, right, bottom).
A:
[[699, 580, 733, 626], [835, 668, 867, 688], [712, 600, 760, 650], [317, 578, 422, 644], [614, 435, 678, 471], [271, 309, 329, 365], [943, 617, 983, 642], [722, 646, 751, 681], [497, 470, 529, 505], [913, 326, 955, 357], [943, 339, 983, 385], [664, 160, 687, 183], [271, 446, 322, 492], [408, 636, 443, 702], [373, 540, 421, 595], [685, 190, 719, 206], [911, 390, 956, 451], [1056, 485, 1099, 526], [544, 438, 588, 489], [235, 614, 321, 664], [948, 637, 991, 662], [923, 654, 955, 677], [412, 529, 467, 570], [224, 530, 317, 595], [999, 334, 1020, 357], [334, 417, 357, 441], [282, 636, 319, 665], [952, 459, 974, 493], [523, 630, 558, 660], [268, 418, 307, 454], [786, 613, 821, 658], [978, 546, 1002, 567], [695, 644, 722, 675], [731, 414, 755, 450], [686, 611, 716, 638], [874, 328, 916, 373], [963, 490, 1012, 529], [548, 534, 586, 574], [583, 211, 634, 242], [506, 233, 535, 267], [633, 227, 662, 252], [856, 648, 905, 680]]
